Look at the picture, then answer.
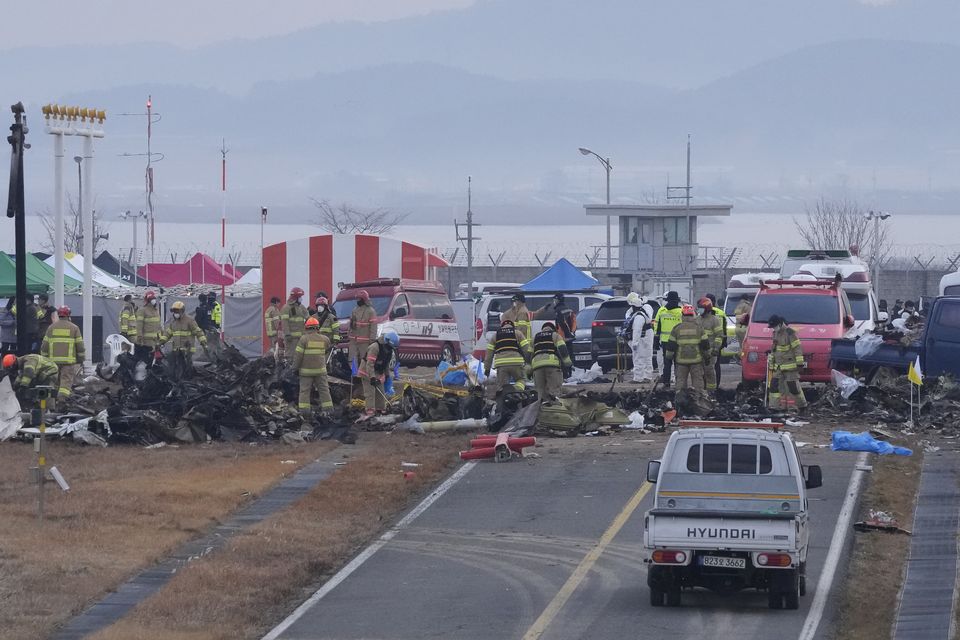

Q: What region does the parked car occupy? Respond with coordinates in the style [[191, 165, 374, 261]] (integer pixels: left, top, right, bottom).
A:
[[940, 271, 960, 297], [741, 278, 854, 383], [472, 291, 610, 359], [793, 263, 886, 335], [830, 296, 960, 383], [570, 303, 601, 369], [333, 278, 460, 366], [644, 424, 822, 609], [590, 298, 634, 373]]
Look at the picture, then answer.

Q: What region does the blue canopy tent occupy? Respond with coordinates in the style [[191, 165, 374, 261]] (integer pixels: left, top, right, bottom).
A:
[[520, 258, 599, 292]]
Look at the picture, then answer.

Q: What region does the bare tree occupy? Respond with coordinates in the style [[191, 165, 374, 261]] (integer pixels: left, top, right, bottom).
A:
[[793, 197, 890, 263], [38, 193, 110, 255], [310, 199, 407, 234], [638, 189, 665, 205]]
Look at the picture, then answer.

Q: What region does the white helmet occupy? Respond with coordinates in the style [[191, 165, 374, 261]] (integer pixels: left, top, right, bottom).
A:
[[626, 292, 647, 308]]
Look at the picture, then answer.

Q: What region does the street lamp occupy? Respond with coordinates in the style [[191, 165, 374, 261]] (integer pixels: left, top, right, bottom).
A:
[[578, 147, 613, 268], [119, 210, 147, 285], [865, 210, 891, 294]]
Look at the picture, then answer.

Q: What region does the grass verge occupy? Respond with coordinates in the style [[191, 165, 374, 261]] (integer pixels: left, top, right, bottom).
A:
[[90, 432, 466, 640], [0, 440, 338, 640], [834, 444, 923, 640]]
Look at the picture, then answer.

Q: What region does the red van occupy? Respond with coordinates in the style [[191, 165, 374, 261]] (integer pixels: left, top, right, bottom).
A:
[[333, 279, 461, 366], [741, 278, 854, 383]]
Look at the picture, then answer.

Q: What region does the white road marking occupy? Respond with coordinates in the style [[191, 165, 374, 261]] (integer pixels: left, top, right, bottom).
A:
[[262, 461, 478, 640], [798, 452, 869, 640]]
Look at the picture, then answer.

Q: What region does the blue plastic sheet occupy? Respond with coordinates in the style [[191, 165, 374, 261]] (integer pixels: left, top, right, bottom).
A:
[[831, 431, 913, 456]]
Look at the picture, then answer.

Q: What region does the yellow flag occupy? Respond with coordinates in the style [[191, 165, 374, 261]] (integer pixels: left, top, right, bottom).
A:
[[908, 356, 923, 386]]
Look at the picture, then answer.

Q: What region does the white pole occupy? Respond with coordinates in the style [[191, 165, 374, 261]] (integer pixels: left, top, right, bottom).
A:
[[81, 133, 94, 373], [132, 213, 139, 286], [54, 133, 65, 306]]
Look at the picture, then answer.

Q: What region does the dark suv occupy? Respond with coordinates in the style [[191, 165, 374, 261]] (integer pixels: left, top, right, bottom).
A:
[[570, 304, 601, 369], [591, 298, 632, 373]]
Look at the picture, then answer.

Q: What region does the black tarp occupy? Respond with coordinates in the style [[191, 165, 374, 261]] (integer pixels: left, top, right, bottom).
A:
[[94, 250, 156, 287]]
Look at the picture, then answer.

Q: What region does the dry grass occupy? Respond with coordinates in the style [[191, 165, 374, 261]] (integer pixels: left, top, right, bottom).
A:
[[0, 440, 338, 640], [91, 433, 467, 640], [834, 442, 923, 640]]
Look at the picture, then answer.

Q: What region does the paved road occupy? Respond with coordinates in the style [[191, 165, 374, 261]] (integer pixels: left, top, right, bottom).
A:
[[272, 435, 859, 640]]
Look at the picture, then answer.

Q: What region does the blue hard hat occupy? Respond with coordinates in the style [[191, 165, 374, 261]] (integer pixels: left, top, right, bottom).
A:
[[382, 329, 400, 348]]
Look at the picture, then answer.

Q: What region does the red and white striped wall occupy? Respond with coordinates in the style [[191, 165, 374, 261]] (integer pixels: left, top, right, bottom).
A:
[[261, 234, 448, 351]]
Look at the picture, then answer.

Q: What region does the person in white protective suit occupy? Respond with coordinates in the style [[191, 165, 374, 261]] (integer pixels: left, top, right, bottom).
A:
[[625, 292, 657, 383]]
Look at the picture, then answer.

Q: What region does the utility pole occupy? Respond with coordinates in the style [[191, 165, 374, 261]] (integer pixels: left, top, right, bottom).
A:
[[221, 138, 228, 248], [667, 135, 694, 273], [260, 206, 268, 267], [455, 176, 481, 299], [119, 97, 162, 282], [6, 102, 29, 355]]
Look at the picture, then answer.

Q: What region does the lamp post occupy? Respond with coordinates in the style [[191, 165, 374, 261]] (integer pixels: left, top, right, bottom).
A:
[[866, 210, 891, 295], [119, 210, 147, 285], [578, 147, 613, 268]]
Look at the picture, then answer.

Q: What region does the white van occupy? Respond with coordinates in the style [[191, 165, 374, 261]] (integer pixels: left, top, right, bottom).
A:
[[472, 291, 610, 359], [793, 263, 886, 334], [941, 271, 960, 297]]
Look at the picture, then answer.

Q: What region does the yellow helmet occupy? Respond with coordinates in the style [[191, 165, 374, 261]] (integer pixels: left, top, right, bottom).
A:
[[171, 301, 186, 312]]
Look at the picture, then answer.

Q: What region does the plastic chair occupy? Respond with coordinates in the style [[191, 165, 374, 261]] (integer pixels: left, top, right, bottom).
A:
[[104, 334, 135, 367]]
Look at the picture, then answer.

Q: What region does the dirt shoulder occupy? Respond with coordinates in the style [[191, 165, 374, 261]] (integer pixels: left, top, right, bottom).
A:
[[0, 440, 338, 640]]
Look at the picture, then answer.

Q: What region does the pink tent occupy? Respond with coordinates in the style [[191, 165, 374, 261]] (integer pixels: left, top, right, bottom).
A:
[[138, 253, 238, 286]]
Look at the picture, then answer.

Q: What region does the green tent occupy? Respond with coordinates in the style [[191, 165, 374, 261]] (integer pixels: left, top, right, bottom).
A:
[[0, 252, 49, 297]]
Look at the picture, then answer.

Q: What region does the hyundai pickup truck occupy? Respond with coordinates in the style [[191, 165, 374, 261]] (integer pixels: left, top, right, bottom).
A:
[[643, 423, 823, 609]]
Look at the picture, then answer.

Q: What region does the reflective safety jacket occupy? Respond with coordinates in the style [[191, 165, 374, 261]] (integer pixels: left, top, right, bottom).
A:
[[16, 354, 59, 388], [41, 319, 85, 365], [120, 301, 138, 339], [315, 309, 341, 342], [280, 301, 310, 341], [264, 305, 281, 338], [501, 305, 532, 340], [211, 301, 222, 328], [698, 312, 724, 357], [668, 316, 706, 365], [655, 305, 683, 344], [734, 299, 752, 328], [293, 329, 331, 376], [349, 304, 377, 345], [159, 315, 207, 353], [485, 325, 530, 370], [531, 328, 572, 371], [772, 325, 805, 372], [136, 304, 163, 347], [361, 339, 395, 379]]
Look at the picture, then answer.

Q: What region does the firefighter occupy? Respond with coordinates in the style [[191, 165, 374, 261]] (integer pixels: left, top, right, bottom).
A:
[[653, 291, 683, 387], [119, 294, 138, 343], [501, 293, 532, 340], [40, 305, 85, 404], [292, 316, 333, 418], [483, 319, 530, 394], [767, 315, 807, 413], [2, 353, 60, 409], [264, 296, 283, 355], [534, 294, 576, 345], [360, 328, 399, 417], [314, 296, 340, 342], [158, 301, 207, 372], [733, 295, 752, 354], [135, 290, 163, 362], [12, 296, 40, 352], [704, 293, 727, 386], [697, 297, 724, 393], [36, 294, 55, 340], [349, 290, 377, 372], [280, 287, 309, 361], [530, 321, 571, 401], [664, 304, 708, 391]]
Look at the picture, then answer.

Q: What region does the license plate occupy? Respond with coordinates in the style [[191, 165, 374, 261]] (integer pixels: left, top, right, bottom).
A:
[[574, 354, 592, 361], [700, 556, 746, 569]]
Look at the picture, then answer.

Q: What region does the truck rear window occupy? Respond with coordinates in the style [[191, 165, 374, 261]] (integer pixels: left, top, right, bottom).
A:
[[686, 444, 773, 474], [751, 294, 840, 325]]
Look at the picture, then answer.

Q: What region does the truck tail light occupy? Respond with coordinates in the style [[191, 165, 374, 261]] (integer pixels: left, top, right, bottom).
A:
[[475, 318, 483, 340], [592, 321, 601, 327], [652, 549, 687, 564], [756, 553, 792, 567]]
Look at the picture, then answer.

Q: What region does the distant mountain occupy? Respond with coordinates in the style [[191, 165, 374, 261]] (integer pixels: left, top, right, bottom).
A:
[[11, 39, 960, 224]]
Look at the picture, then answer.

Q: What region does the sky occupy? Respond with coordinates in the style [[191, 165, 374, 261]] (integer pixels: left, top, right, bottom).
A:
[[1, 0, 475, 49]]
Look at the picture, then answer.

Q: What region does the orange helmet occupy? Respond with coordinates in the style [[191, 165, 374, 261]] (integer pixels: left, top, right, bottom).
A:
[[681, 304, 696, 316], [2, 354, 16, 369], [697, 297, 712, 310], [305, 317, 320, 329], [290, 287, 305, 299], [144, 290, 157, 302]]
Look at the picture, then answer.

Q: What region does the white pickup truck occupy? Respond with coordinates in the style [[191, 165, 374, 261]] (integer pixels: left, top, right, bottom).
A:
[[643, 423, 823, 609]]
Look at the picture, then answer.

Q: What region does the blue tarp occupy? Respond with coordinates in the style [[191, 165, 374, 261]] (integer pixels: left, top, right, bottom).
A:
[[520, 258, 599, 292]]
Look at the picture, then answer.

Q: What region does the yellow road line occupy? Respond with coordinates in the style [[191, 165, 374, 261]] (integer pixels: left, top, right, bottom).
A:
[[522, 482, 652, 640]]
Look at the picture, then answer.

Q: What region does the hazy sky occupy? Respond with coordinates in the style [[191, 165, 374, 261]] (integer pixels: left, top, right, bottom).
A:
[[3, 0, 475, 49]]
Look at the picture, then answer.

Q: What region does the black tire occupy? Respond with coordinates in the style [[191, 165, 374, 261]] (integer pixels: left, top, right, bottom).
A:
[[784, 571, 801, 610], [799, 563, 807, 596], [649, 587, 665, 607], [666, 588, 682, 607], [440, 342, 456, 365], [768, 590, 783, 610]]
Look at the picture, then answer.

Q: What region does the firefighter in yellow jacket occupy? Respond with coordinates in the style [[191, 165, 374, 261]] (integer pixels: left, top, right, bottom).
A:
[[349, 290, 377, 372], [292, 316, 333, 418], [530, 322, 571, 401], [40, 305, 85, 403], [136, 290, 163, 361], [280, 287, 309, 362], [359, 329, 399, 417], [500, 293, 532, 340], [697, 297, 724, 392], [264, 296, 283, 355], [664, 305, 708, 391], [158, 301, 207, 369], [119, 294, 138, 343], [767, 315, 807, 413], [3, 353, 60, 409], [484, 319, 531, 394]]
